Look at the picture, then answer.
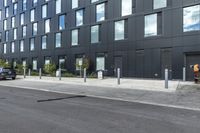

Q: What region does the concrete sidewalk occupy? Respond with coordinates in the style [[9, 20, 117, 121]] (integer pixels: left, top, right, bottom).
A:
[[18, 75, 179, 92], [1, 76, 200, 111]]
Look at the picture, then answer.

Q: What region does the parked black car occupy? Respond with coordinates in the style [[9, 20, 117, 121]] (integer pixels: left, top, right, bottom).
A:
[[0, 67, 16, 80]]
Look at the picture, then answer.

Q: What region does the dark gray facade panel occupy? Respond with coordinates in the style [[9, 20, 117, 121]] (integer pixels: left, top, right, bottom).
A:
[[1, 0, 200, 80]]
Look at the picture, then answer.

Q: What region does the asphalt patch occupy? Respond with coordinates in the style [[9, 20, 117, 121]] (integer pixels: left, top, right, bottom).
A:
[[37, 95, 87, 103]]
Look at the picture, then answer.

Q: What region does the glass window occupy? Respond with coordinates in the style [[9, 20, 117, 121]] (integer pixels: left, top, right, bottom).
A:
[[121, 0, 132, 16], [4, 0, 7, 7], [56, 0, 61, 14], [71, 29, 78, 46], [20, 40, 24, 52], [59, 15, 65, 30], [30, 9, 35, 22], [45, 19, 50, 33], [13, 28, 17, 40], [13, 3, 18, 15], [11, 16, 16, 28], [5, 31, 9, 42], [45, 58, 50, 65], [3, 43, 7, 54], [23, 0, 27, 11], [30, 38, 35, 51], [72, 0, 78, 9], [11, 42, 15, 53], [59, 57, 65, 69], [5, 7, 9, 18], [32, 22, 37, 36], [42, 35, 47, 50], [145, 14, 157, 37], [32, 59, 37, 70], [91, 0, 99, 3], [114, 20, 125, 40], [76, 9, 83, 26], [3, 19, 7, 30], [96, 56, 105, 71], [76, 57, 82, 70], [153, 0, 167, 9], [183, 5, 200, 32], [33, 0, 38, 6], [91, 25, 99, 43], [0, 10, 2, 20], [22, 26, 27, 37], [96, 3, 105, 22], [20, 13, 25, 25], [55, 32, 61, 48], [42, 4, 47, 18]]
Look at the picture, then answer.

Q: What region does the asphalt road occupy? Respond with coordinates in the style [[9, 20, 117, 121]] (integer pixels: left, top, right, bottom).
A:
[[0, 85, 200, 133]]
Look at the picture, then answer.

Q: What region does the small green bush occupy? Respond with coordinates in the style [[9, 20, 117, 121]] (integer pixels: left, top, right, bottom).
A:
[[0, 59, 11, 68], [88, 72, 97, 78], [43, 63, 56, 76], [62, 72, 75, 77], [31, 71, 39, 76]]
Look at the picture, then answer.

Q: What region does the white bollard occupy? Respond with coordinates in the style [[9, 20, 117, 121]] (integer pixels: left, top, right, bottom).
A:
[[117, 68, 120, 85], [28, 69, 31, 76], [183, 67, 186, 81], [165, 69, 168, 89], [59, 68, 61, 81], [84, 68, 86, 83], [23, 68, 26, 78], [39, 68, 42, 79]]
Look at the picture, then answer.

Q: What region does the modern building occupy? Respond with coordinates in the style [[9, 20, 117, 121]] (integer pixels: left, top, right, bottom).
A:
[[0, 0, 200, 80]]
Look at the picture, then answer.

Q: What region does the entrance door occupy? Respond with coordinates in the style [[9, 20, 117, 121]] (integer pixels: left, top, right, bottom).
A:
[[186, 54, 200, 81], [114, 56, 123, 77], [161, 48, 172, 79], [136, 50, 144, 78]]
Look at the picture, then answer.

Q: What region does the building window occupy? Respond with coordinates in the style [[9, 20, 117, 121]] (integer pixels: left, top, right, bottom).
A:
[[3, 19, 7, 30], [23, 0, 27, 11], [22, 25, 27, 38], [42, 35, 47, 50], [153, 0, 167, 9], [45, 19, 50, 33], [72, 0, 78, 9], [59, 57, 65, 69], [33, 0, 38, 7], [5, 31, 9, 42], [91, 25, 100, 43], [91, 0, 99, 3], [71, 29, 78, 46], [32, 22, 37, 36], [59, 15, 65, 30], [30, 38, 35, 51], [55, 32, 61, 48], [114, 20, 125, 40], [20, 13, 25, 25], [5, 7, 9, 18], [144, 13, 162, 37], [13, 28, 17, 40], [3, 44, 7, 54], [42, 4, 47, 18], [121, 0, 132, 16], [76, 9, 83, 26], [0, 10, 2, 20], [75, 57, 83, 70], [45, 57, 50, 65], [183, 5, 200, 32], [11, 42, 15, 53], [30, 9, 35, 22], [56, 0, 61, 14], [13, 3, 18, 15], [96, 3, 105, 22], [4, 0, 7, 7], [32, 59, 37, 70], [0, 33, 2, 42], [11, 16, 16, 28], [20, 40, 24, 52], [96, 56, 105, 71]]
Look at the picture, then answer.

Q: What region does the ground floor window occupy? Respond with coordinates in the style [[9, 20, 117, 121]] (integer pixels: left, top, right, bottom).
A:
[[96, 56, 105, 71], [32, 59, 37, 70]]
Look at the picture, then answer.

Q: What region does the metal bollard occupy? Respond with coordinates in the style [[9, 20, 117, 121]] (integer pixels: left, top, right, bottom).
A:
[[84, 68, 86, 83], [183, 67, 186, 81], [28, 69, 31, 76], [39, 68, 42, 79], [165, 69, 168, 89], [23, 68, 26, 78], [117, 68, 120, 85], [59, 68, 61, 81]]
